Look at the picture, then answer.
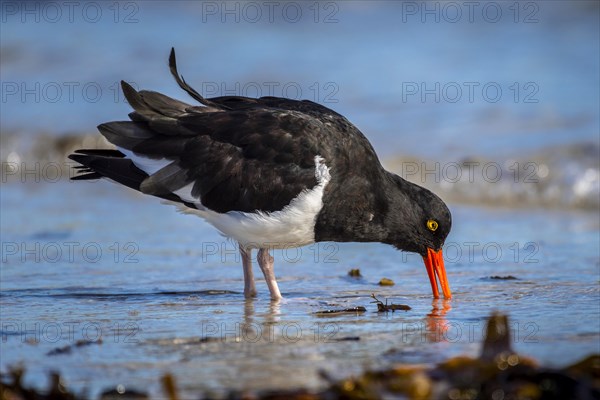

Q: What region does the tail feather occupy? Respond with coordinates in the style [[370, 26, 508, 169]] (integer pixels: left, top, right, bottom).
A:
[[168, 47, 228, 110], [69, 151, 147, 191], [68, 48, 225, 209], [118, 82, 200, 136], [71, 149, 126, 158], [71, 172, 103, 180], [68, 150, 196, 208], [137, 89, 192, 118], [121, 80, 197, 122]]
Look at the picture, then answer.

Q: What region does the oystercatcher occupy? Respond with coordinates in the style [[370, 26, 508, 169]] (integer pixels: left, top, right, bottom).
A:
[[70, 49, 452, 300]]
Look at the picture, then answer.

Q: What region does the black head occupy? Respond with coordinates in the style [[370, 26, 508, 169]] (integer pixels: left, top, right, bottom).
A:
[[384, 173, 452, 256], [379, 172, 453, 298]]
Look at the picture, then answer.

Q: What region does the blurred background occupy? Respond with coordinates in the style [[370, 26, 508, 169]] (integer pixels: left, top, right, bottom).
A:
[[1, 1, 599, 398], [1, 0, 598, 208]]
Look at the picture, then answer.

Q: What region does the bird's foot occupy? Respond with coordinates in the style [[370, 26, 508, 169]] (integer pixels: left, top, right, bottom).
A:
[[244, 287, 258, 298], [269, 293, 283, 302], [257, 248, 282, 301]]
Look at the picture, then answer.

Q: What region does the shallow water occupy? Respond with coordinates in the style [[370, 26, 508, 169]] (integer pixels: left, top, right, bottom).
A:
[[1, 180, 598, 398]]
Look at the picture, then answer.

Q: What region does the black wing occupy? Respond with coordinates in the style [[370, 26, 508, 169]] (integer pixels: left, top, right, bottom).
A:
[[70, 48, 360, 213]]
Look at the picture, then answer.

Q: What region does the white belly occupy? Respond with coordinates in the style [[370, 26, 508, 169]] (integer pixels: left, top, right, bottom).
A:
[[168, 156, 331, 249]]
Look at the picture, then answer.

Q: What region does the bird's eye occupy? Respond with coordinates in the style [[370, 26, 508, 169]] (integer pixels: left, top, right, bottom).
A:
[[426, 219, 438, 232]]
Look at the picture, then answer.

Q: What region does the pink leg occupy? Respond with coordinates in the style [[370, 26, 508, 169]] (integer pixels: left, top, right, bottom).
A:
[[239, 245, 256, 298], [257, 248, 282, 300]]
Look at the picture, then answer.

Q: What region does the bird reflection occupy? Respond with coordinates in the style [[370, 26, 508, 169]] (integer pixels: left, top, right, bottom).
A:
[[240, 298, 282, 343], [425, 299, 452, 343]]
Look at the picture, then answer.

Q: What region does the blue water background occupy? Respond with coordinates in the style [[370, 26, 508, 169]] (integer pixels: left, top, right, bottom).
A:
[[1, 1, 598, 159]]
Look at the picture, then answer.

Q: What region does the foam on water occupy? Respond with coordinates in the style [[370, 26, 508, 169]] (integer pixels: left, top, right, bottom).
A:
[[385, 143, 600, 210]]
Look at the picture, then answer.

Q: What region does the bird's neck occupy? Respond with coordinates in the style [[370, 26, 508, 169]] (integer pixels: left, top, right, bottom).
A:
[[314, 169, 409, 244]]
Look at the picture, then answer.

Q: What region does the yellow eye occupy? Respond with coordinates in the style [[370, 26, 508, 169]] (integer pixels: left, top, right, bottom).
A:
[[427, 219, 438, 232]]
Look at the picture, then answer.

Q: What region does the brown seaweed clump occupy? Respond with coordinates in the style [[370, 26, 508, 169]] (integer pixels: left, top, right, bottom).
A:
[[322, 313, 599, 400], [348, 269, 362, 277]]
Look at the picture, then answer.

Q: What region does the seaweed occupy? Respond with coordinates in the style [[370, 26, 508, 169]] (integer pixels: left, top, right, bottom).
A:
[[313, 306, 367, 316], [47, 339, 103, 356], [347, 268, 362, 277], [378, 278, 395, 286], [370, 294, 411, 312]]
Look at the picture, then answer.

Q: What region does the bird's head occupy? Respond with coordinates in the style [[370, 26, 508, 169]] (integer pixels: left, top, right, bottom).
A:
[[385, 173, 452, 298]]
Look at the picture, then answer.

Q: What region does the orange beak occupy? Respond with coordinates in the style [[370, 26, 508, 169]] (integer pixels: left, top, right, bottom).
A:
[[423, 248, 452, 299]]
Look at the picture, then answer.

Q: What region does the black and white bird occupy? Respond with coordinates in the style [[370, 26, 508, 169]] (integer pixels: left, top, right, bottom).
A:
[[70, 49, 452, 300]]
